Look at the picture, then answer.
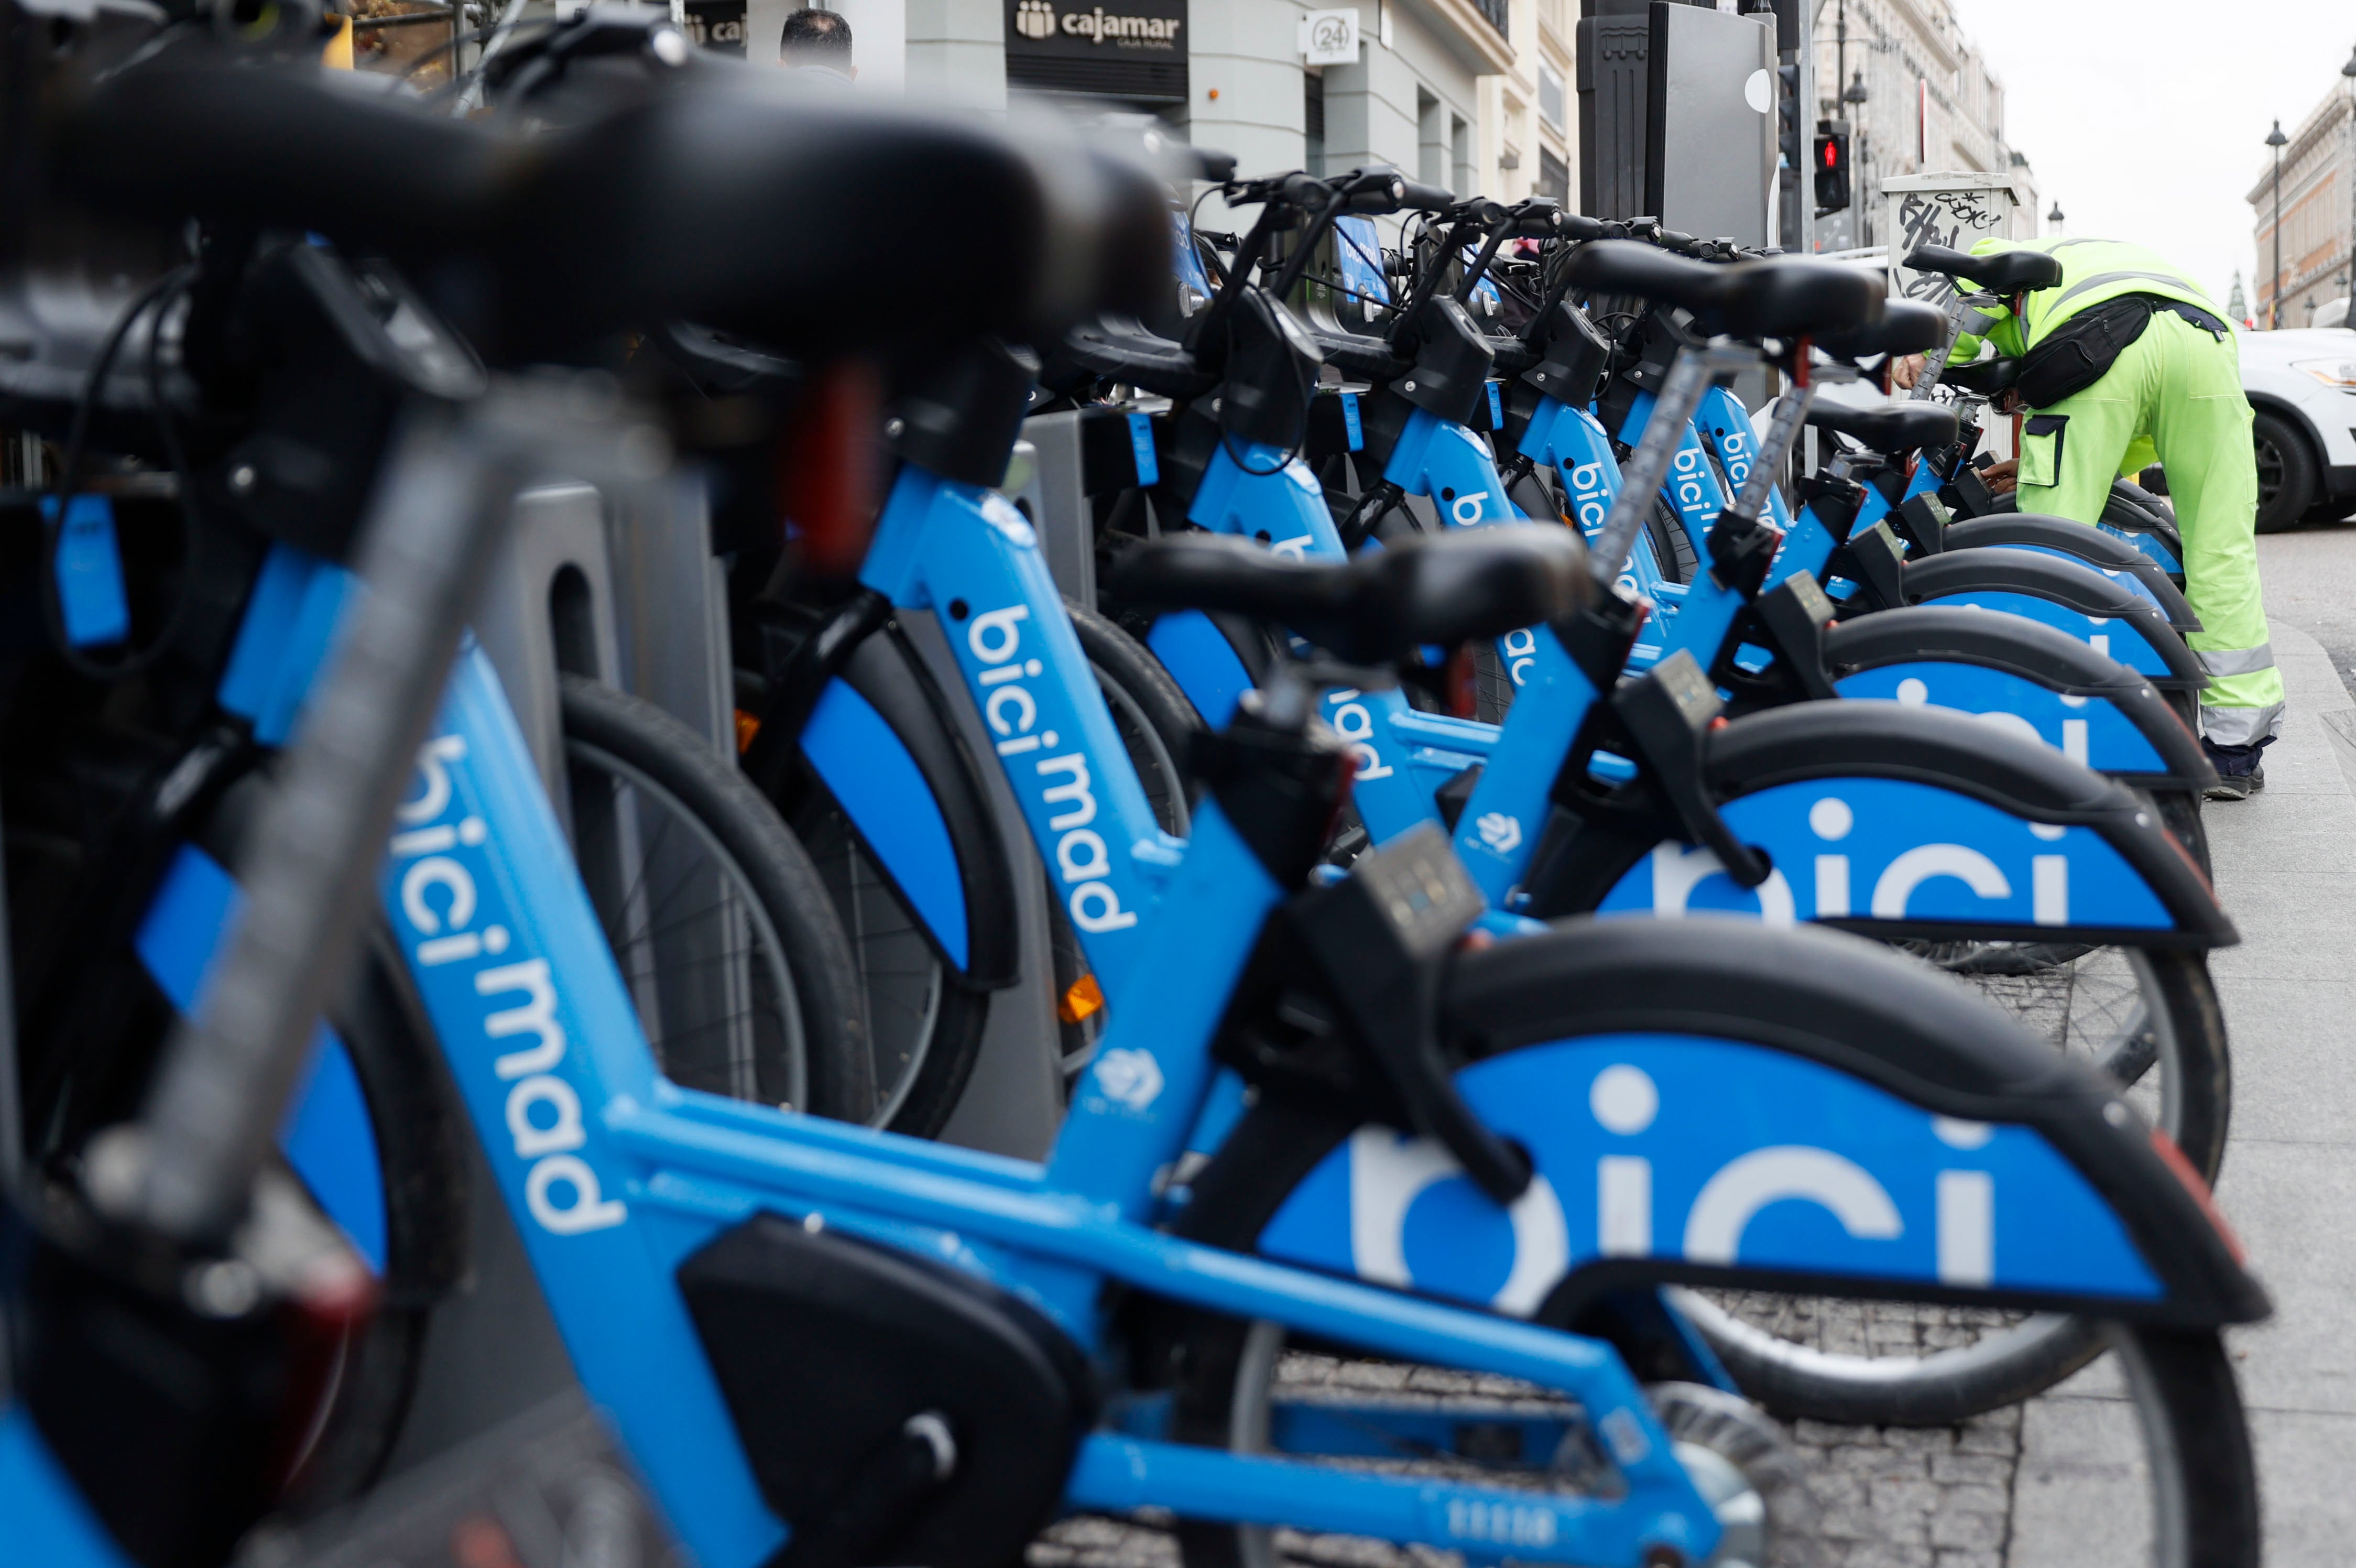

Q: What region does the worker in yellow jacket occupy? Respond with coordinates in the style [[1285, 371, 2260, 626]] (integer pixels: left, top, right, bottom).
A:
[[1896, 236, 2281, 799]]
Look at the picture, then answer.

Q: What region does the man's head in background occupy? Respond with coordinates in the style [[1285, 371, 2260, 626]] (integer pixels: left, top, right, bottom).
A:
[[780, 7, 854, 78]]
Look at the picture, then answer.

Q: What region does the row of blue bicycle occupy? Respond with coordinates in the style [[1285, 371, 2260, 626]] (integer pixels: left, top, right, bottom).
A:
[[1, 6, 2263, 1566]]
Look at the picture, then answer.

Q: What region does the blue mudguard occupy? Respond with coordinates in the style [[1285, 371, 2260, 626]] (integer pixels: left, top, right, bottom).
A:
[[1148, 609, 1263, 732], [1236, 919, 2264, 1327], [801, 677, 974, 972], [1896, 550, 2207, 692], [1941, 514, 2198, 632], [1549, 701, 2232, 946], [134, 845, 388, 1269], [1821, 605, 2214, 791]]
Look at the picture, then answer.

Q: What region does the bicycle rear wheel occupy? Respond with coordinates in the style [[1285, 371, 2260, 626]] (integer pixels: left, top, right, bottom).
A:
[[559, 674, 873, 1122], [1688, 943, 2229, 1425]]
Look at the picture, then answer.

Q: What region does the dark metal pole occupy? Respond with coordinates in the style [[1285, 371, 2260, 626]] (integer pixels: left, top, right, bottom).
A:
[[2267, 118, 2288, 330]]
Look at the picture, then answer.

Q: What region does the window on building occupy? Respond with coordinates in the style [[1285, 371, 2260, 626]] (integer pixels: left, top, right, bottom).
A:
[[1418, 90, 1445, 190], [1539, 62, 1565, 131], [1539, 148, 1569, 204], [1472, 0, 1508, 38], [1452, 114, 1472, 198], [1304, 71, 1326, 177]]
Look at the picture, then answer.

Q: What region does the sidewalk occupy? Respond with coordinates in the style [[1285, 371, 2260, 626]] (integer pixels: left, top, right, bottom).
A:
[[2008, 615, 2356, 1564]]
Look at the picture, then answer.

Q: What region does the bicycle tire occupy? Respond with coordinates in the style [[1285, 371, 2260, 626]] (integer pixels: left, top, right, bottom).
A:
[[281, 922, 471, 1510], [1150, 960, 2259, 1568], [558, 674, 874, 1123], [1676, 944, 2229, 1426], [787, 795, 990, 1136], [1066, 595, 1201, 836], [2147, 788, 2211, 882], [1054, 598, 1201, 1072]]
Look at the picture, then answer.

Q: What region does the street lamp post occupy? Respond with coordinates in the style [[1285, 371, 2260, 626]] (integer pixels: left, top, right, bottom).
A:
[[2266, 118, 2288, 330], [2047, 200, 2064, 237], [1844, 70, 1868, 246], [2342, 45, 2354, 323]]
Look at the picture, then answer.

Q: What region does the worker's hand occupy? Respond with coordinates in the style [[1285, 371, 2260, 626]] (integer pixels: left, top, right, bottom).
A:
[[1981, 458, 2019, 495], [1890, 353, 1927, 390]]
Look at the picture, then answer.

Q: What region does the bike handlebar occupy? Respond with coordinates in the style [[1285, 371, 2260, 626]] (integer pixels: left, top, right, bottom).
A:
[[1396, 179, 1456, 213], [50, 55, 1170, 362]]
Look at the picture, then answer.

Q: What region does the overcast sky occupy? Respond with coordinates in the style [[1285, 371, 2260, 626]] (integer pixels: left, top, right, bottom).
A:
[[1948, 0, 2355, 317]]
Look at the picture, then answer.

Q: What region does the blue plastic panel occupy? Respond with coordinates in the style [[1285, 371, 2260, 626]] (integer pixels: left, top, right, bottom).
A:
[[1593, 776, 2174, 931], [1257, 1035, 2162, 1311], [133, 846, 387, 1270], [801, 677, 970, 970]]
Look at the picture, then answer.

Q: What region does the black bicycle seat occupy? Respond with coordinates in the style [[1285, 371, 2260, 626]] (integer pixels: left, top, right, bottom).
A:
[[1943, 356, 2021, 396], [1062, 315, 1217, 399], [1805, 401, 1958, 455], [1904, 245, 2062, 293], [1564, 241, 1883, 341], [1816, 300, 1948, 362], [50, 56, 1169, 365], [1108, 526, 1591, 665]]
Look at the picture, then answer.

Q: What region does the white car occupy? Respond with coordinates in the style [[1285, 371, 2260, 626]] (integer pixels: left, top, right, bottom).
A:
[[2238, 320, 2356, 531]]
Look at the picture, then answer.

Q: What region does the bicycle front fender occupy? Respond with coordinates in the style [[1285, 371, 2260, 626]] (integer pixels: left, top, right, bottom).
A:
[[799, 627, 1021, 987], [1550, 700, 2233, 946], [1821, 604, 2211, 790], [1943, 515, 2198, 631], [1247, 919, 2265, 1330], [1898, 552, 2207, 690]]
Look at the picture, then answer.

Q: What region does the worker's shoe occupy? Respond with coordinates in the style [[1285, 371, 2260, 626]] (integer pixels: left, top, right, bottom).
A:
[[2205, 766, 2264, 802], [2202, 737, 2270, 801]]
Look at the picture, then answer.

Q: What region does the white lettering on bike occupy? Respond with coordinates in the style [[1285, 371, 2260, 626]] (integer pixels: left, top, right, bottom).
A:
[[1446, 1499, 1559, 1549], [1322, 689, 1392, 781], [969, 604, 1139, 934], [1499, 626, 1537, 687], [390, 737, 625, 1237]]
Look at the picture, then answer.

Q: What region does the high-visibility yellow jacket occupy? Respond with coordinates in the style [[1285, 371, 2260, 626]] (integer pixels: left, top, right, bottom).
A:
[[1943, 236, 2222, 364]]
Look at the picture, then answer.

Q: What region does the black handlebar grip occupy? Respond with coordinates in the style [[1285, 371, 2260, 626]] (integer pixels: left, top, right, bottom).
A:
[[1561, 214, 1607, 244], [1190, 148, 1239, 183], [1341, 165, 1408, 213], [1397, 179, 1456, 213], [51, 62, 501, 254], [1280, 171, 1329, 210]]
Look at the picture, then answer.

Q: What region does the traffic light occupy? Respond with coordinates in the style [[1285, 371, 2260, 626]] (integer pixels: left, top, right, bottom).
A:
[[1814, 124, 1852, 214], [1776, 64, 1802, 175]]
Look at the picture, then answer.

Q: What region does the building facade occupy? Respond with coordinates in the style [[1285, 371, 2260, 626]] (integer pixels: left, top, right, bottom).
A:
[[1806, 0, 2034, 253], [748, 0, 1565, 214], [2248, 84, 2355, 330]]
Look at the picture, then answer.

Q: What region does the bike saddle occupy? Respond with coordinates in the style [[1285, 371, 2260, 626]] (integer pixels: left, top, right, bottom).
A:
[[1062, 314, 1217, 398], [52, 57, 1171, 364], [1815, 299, 1947, 362], [1805, 400, 1958, 456], [1563, 239, 1883, 341], [1108, 526, 1591, 665], [1943, 355, 2021, 396], [1904, 244, 2062, 293]]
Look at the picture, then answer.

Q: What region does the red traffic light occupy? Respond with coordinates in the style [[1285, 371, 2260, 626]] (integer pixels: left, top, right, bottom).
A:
[[1821, 139, 1841, 168]]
